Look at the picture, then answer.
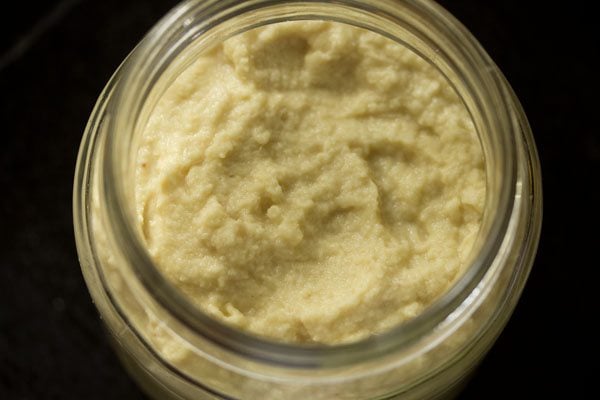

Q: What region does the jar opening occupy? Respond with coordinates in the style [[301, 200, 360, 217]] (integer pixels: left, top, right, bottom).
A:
[[102, 0, 517, 368]]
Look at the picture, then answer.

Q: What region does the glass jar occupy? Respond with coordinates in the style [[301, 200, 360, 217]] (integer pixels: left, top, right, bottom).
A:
[[73, 0, 542, 399]]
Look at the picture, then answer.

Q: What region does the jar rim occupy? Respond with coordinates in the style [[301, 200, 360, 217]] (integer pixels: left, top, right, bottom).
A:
[[101, 0, 518, 368]]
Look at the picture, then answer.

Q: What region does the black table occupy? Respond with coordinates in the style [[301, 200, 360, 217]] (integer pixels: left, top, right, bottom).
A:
[[1, 1, 596, 398]]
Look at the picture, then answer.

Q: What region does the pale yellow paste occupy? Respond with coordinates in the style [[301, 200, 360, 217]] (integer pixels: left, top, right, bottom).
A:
[[136, 21, 485, 344]]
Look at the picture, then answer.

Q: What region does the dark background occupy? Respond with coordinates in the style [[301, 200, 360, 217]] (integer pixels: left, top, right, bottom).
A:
[[1, 0, 596, 398]]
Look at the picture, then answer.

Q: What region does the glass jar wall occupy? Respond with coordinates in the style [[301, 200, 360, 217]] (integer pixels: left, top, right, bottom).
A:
[[73, 1, 542, 398]]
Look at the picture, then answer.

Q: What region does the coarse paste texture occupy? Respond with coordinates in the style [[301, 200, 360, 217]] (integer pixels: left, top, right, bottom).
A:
[[136, 21, 485, 344]]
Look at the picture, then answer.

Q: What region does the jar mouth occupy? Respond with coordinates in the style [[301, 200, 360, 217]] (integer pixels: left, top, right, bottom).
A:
[[102, 0, 517, 368]]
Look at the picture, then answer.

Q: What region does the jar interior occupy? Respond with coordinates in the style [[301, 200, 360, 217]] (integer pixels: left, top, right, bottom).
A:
[[104, 0, 516, 366]]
